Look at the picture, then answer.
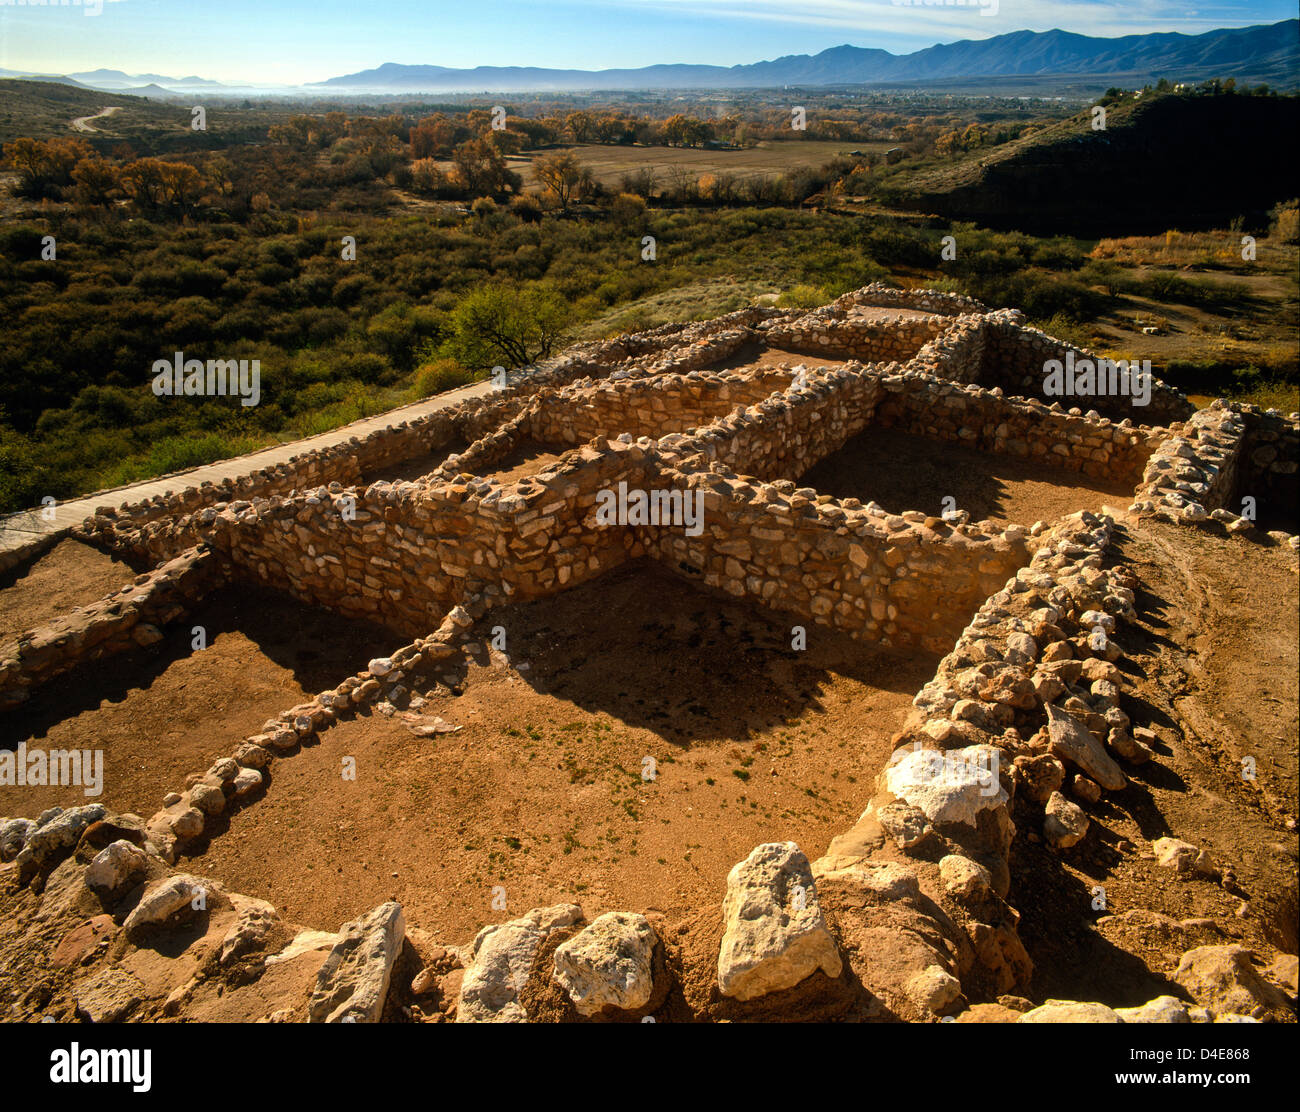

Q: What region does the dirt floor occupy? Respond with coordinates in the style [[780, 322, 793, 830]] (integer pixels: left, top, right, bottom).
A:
[[0, 585, 400, 819], [798, 426, 1138, 526], [711, 343, 852, 374], [361, 440, 469, 485], [0, 538, 141, 648], [1013, 519, 1298, 1006], [195, 561, 939, 942], [478, 440, 572, 485]]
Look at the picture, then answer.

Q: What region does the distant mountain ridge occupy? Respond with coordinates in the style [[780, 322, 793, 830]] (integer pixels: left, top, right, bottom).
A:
[[316, 20, 1299, 91], [2, 20, 1295, 96]]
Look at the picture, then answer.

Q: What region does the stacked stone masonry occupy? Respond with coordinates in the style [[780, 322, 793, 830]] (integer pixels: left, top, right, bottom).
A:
[[3, 283, 1297, 1023]]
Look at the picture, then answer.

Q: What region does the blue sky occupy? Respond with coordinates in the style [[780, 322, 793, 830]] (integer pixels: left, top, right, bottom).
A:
[[1, 0, 1294, 85]]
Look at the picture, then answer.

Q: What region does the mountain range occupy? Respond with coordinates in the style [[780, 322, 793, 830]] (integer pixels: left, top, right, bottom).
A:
[[315, 20, 1298, 92], [2, 20, 1295, 96]]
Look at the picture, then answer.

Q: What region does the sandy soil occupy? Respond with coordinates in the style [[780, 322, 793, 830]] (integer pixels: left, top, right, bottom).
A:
[[798, 425, 1137, 526], [0, 539, 141, 648], [478, 441, 571, 484], [1013, 520, 1298, 1005], [195, 561, 938, 941], [710, 343, 850, 374], [361, 440, 469, 485], [0, 586, 400, 819]]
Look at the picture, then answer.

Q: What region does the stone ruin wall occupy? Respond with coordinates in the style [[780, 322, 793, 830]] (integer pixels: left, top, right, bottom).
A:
[[1133, 400, 1299, 536], [648, 459, 1029, 655], [69, 309, 794, 566], [835, 282, 990, 317], [0, 546, 228, 711], [871, 369, 1164, 484], [762, 309, 951, 363], [527, 366, 796, 447], [5, 284, 1298, 1023], [1236, 407, 1300, 514], [981, 319, 1195, 427]]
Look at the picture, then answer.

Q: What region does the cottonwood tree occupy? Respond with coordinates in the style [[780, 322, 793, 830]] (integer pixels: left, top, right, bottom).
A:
[[531, 151, 595, 211], [71, 158, 120, 207], [442, 282, 571, 370], [453, 138, 520, 197]]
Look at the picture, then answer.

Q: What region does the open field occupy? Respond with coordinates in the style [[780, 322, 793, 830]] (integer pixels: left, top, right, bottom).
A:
[[505, 139, 896, 189]]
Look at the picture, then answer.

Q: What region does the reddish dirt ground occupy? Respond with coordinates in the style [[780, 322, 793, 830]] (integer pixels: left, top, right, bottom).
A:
[[711, 343, 855, 373], [0, 538, 141, 649], [479, 440, 572, 484], [194, 561, 939, 942], [798, 425, 1139, 526], [361, 440, 469, 485], [0, 585, 400, 819]]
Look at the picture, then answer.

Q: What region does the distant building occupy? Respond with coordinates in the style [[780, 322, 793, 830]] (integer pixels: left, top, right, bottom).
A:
[[885, 147, 904, 164]]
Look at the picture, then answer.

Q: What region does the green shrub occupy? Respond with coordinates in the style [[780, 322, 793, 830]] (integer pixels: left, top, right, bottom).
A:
[[410, 358, 478, 398]]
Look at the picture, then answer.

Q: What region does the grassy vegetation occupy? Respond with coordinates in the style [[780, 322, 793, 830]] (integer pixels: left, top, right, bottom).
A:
[[0, 87, 1295, 512]]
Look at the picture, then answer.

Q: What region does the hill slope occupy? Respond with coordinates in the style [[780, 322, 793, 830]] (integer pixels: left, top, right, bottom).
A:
[[876, 92, 1300, 236]]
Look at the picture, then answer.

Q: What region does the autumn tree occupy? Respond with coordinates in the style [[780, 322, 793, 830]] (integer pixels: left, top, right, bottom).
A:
[[70, 158, 120, 207], [120, 158, 170, 211], [564, 111, 596, 143], [662, 114, 710, 148], [3, 136, 92, 197], [531, 151, 594, 211], [453, 138, 519, 197]]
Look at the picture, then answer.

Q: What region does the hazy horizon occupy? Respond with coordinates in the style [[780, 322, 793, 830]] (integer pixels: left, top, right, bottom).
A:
[[1, 0, 1294, 87]]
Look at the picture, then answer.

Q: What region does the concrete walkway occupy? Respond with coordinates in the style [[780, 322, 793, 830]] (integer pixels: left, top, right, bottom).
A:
[[0, 380, 497, 560]]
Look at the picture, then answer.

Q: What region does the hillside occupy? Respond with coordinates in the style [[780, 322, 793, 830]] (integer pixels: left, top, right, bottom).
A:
[[876, 92, 1300, 237]]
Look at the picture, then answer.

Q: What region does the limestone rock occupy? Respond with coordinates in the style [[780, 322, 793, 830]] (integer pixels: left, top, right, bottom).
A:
[[23, 804, 106, 867], [189, 782, 226, 816], [74, 966, 146, 1023], [875, 799, 934, 849], [1115, 996, 1192, 1023], [1015, 753, 1065, 804], [309, 901, 406, 1023], [939, 855, 992, 901], [883, 745, 1007, 828], [1045, 704, 1126, 791], [1173, 945, 1293, 1020], [0, 817, 34, 861], [458, 903, 583, 1023], [904, 964, 962, 1016], [220, 896, 283, 966], [717, 841, 842, 1002], [1154, 837, 1217, 877], [123, 874, 210, 939], [84, 840, 149, 900], [232, 767, 263, 797], [552, 911, 657, 1016], [1019, 999, 1122, 1022], [1044, 791, 1090, 850]]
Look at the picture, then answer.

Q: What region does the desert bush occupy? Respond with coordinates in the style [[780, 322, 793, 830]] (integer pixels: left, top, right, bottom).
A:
[[411, 357, 478, 398]]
